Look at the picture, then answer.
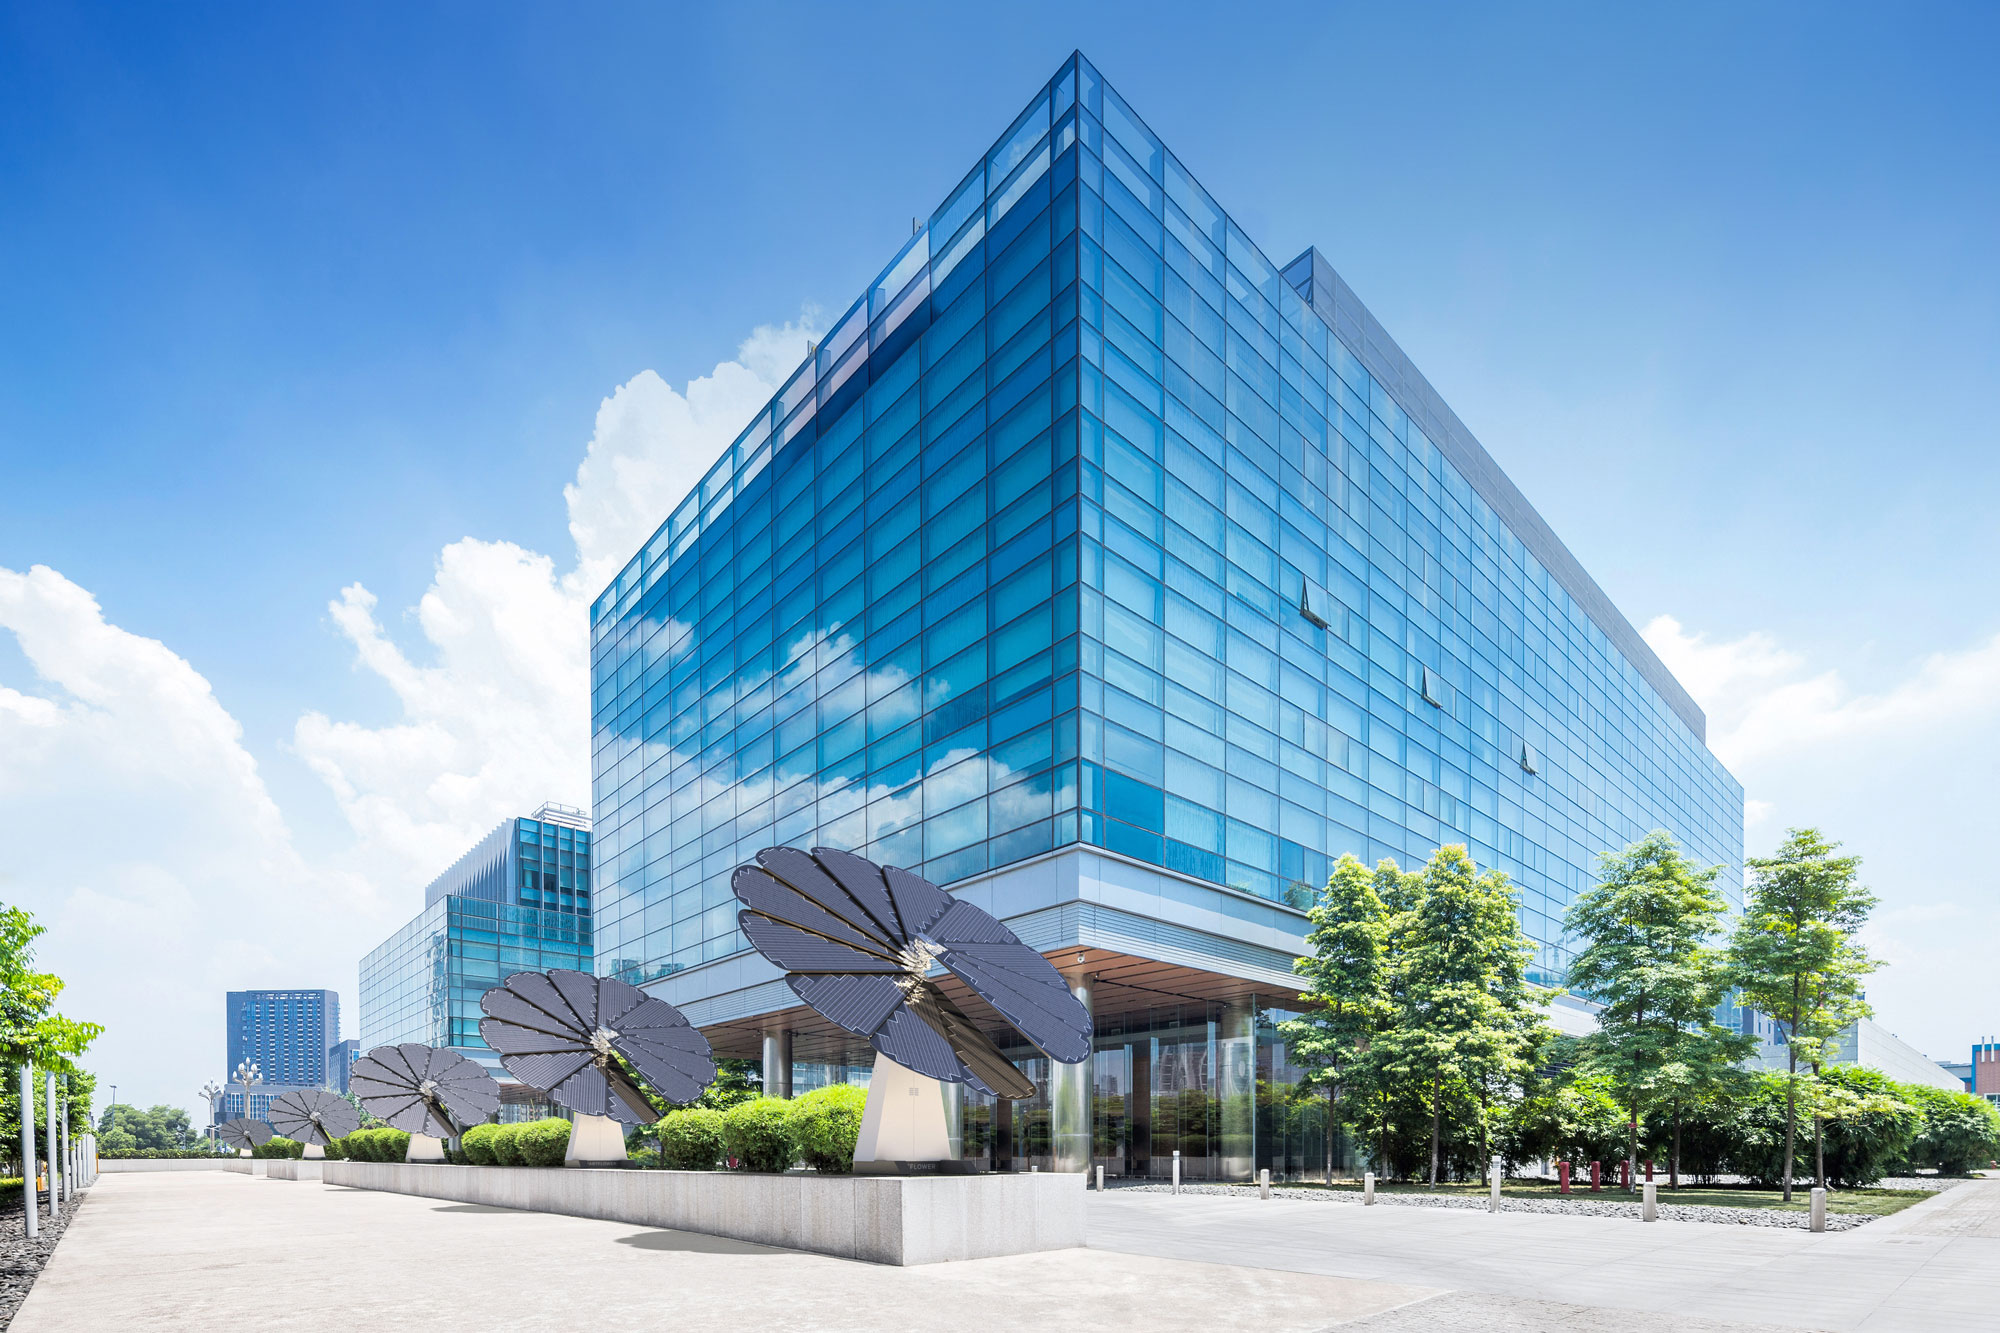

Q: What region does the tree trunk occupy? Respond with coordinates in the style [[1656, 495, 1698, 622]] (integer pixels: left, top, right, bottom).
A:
[[1627, 1098, 1639, 1194], [1671, 1103, 1681, 1190], [1428, 1080, 1443, 1187], [1781, 981, 1801, 1203], [1326, 1083, 1336, 1185]]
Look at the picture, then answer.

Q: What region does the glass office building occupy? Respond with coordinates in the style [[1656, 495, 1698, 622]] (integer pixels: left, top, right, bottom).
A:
[[587, 53, 1742, 1179], [225, 988, 340, 1089], [358, 807, 594, 1092]]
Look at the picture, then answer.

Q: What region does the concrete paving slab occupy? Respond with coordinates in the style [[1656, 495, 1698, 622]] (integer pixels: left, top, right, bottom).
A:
[[11, 1172, 1436, 1332], [1086, 1182, 2000, 1333]]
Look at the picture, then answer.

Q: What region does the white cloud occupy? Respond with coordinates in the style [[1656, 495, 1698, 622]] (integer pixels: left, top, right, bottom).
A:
[[564, 316, 818, 598], [1644, 614, 2000, 768], [0, 564, 370, 1115], [297, 315, 817, 884], [0, 313, 818, 1116], [1644, 613, 2000, 1060]]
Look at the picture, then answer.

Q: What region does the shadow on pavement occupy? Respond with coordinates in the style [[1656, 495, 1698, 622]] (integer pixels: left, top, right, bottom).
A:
[[432, 1204, 520, 1214], [614, 1228, 783, 1256]]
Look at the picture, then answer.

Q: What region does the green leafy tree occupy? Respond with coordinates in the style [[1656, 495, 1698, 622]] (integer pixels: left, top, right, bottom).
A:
[[1726, 828, 1878, 1199], [98, 1103, 199, 1151], [1563, 832, 1753, 1189], [1279, 853, 1389, 1182], [0, 904, 103, 1073], [1900, 1084, 2000, 1175], [1371, 845, 1547, 1184]]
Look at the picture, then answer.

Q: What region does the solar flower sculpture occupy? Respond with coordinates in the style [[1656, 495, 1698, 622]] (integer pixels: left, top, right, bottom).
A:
[[478, 968, 717, 1165], [266, 1087, 360, 1160], [218, 1117, 273, 1156], [349, 1043, 502, 1161], [731, 846, 1092, 1171]]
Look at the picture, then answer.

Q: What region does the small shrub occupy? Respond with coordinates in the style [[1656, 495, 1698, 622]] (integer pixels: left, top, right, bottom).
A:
[[322, 1137, 347, 1161], [489, 1123, 525, 1166], [658, 1107, 725, 1170], [379, 1128, 410, 1161], [517, 1118, 573, 1167], [722, 1097, 796, 1173], [789, 1085, 867, 1173], [253, 1136, 306, 1160], [460, 1124, 501, 1166]]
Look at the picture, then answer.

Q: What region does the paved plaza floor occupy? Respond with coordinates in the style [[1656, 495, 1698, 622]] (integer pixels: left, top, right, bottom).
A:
[[11, 1172, 1431, 1332], [1087, 1179, 2000, 1331], [12, 1171, 1998, 1331]]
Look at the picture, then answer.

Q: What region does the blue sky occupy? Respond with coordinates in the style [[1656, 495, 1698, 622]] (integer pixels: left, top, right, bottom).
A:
[[3, 1, 1996, 1111]]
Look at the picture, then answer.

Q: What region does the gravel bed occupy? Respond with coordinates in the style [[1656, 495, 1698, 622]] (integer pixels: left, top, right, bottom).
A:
[[1109, 1180, 1886, 1230], [1, 1195, 81, 1329]]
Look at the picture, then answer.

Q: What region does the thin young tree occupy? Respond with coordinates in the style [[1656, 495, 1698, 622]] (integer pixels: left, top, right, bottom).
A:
[[1280, 854, 1390, 1183], [1563, 832, 1750, 1191], [1374, 845, 1546, 1185], [1726, 828, 1877, 1202]]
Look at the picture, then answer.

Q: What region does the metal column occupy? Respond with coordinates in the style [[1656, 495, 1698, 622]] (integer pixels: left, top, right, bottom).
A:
[[1218, 997, 1255, 1182], [18, 1066, 35, 1238], [760, 1028, 792, 1100], [1050, 972, 1094, 1174], [44, 1072, 59, 1210]]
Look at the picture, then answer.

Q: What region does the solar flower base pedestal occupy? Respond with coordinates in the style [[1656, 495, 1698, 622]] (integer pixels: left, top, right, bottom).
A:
[[565, 1113, 629, 1166], [852, 1053, 972, 1175], [405, 1134, 446, 1162], [301, 1143, 325, 1159]]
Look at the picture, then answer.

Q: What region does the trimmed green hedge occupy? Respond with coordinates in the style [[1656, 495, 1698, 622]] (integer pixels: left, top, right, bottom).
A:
[[722, 1097, 796, 1172], [515, 1118, 572, 1167], [789, 1085, 868, 1174], [99, 1149, 224, 1160], [460, 1123, 501, 1166], [658, 1107, 725, 1170], [252, 1136, 305, 1160], [338, 1127, 411, 1162]]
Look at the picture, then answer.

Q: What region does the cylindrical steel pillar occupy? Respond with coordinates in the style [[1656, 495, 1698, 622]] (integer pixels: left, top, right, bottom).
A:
[[760, 1028, 792, 1100], [1049, 973, 1094, 1174], [1218, 997, 1255, 1182], [44, 1073, 59, 1209], [19, 1066, 36, 1238]]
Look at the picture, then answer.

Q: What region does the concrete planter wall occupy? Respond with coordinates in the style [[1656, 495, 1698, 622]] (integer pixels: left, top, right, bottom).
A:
[[325, 1161, 1084, 1265], [267, 1159, 323, 1181], [100, 1159, 253, 1174]]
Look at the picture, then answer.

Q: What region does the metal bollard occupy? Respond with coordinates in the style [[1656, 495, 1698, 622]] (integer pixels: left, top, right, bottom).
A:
[[1172, 1149, 1181, 1195], [1810, 1188, 1826, 1233], [1590, 1160, 1602, 1192], [1363, 1170, 1376, 1205], [1489, 1156, 1502, 1212], [1558, 1160, 1571, 1194], [1259, 1168, 1271, 1200], [1095, 1165, 1104, 1192], [1642, 1180, 1657, 1222]]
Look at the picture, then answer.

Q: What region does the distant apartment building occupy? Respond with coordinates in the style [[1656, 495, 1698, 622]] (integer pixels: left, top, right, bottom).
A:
[[358, 804, 592, 1097], [328, 1038, 360, 1095], [1966, 1041, 2000, 1103], [225, 988, 340, 1088]]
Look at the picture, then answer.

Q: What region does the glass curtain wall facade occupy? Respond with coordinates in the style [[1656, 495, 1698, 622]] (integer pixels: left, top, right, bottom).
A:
[[358, 814, 594, 1085], [588, 53, 1743, 1178]]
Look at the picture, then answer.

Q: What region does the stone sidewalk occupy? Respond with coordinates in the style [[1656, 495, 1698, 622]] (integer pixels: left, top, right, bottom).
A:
[[12, 1171, 1433, 1332], [1087, 1180, 2000, 1331]]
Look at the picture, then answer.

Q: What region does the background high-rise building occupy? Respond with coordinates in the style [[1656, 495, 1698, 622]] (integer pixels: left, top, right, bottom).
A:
[[358, 804, 592, 1097], [585, 52, 1744, 1179], [328, 1037, 360, 1095], [225, 988, 340, 1088]]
